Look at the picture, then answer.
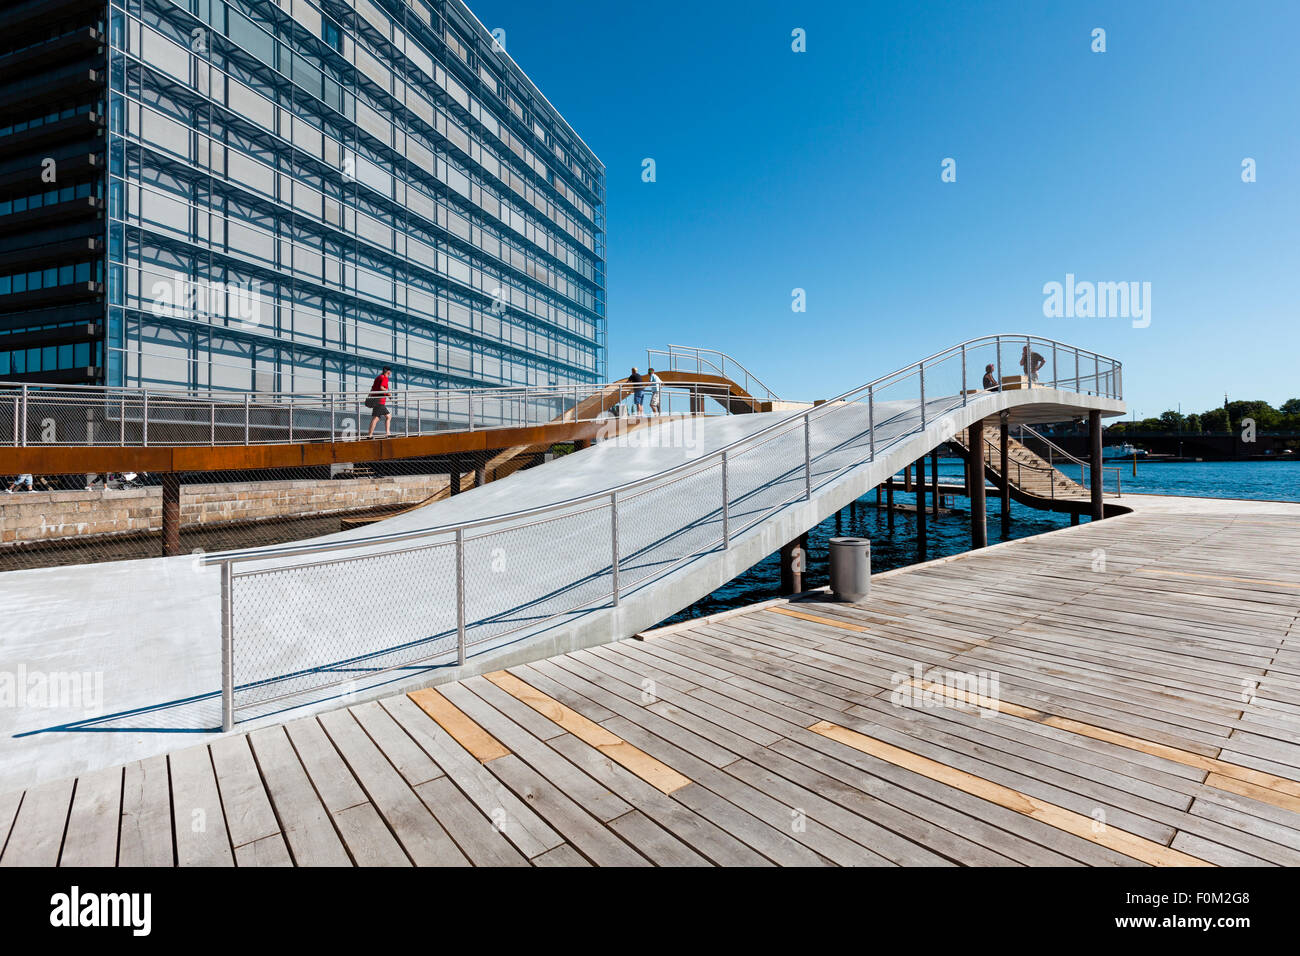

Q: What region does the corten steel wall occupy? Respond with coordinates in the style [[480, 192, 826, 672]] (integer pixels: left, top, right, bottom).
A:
[[0, 472, 450, 546], [97, 0, 605, 396]]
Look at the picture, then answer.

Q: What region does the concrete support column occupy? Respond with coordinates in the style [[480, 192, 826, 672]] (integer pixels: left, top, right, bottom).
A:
[[1000, 418, 1011, 538], [1089, 409, 1104, 521], [969, 418, 988, 550], [779, 534, 807, 594], [161, 472, 182, 557], [915, 456, 927, 550]]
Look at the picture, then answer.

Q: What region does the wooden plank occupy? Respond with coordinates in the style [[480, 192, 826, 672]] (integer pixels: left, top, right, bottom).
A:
[[317, 710, 469, 867], [119, 755, 173, 867], [234, 833, 294, 867], [59, 765, 122, 866], [210, 734, 281, 851], [247, 725, 352, 867], [810, 720, 1210, 867], [408, 686, 509, 763], [485, 670, 692, 795], [333, 803, 409, 867], [606, 809, 712, 866], [380, 694, 562, 860], [0, 789, 25, 860], [413, 776, 529, 867], [768, 606, 870, 632], [283, 716, 369, 813], [168, 744, 235, 867], [1204, 772, 1300, 815], [0, 778, 73, 866], [349, 700, 445, 787], [531, 844, 590, 867], [483, 754, 650, 867]]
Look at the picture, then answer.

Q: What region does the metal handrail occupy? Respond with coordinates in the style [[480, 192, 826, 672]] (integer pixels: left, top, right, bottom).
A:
[[209, 333, 1121, 564], [0, 375, 738, 448], [977, 428, 1123, 498], [208, 332, 1122, 728], [644, 345, 781, 403]]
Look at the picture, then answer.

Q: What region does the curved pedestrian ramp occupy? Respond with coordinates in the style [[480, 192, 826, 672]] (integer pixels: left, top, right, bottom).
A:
[[210, 335, 1123, 727]]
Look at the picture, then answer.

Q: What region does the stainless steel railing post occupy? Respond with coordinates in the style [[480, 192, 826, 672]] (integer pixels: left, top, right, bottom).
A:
[[243, 394, 250, 444], [221, 561, 234, 732], [804, 413, 812, 499], [868, 385, 875, 459], [456, 527, 466, 665], [961, 345, 967, 404], [610, 490, 620, 606], [919, 363, 926, 427], [142, 390, 149, 446], [17, 385, 26, 446], [721, 450, 730, 548], [330, 394, 336, 442]]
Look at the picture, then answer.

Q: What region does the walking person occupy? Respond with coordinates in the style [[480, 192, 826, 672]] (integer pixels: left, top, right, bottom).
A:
[[365, 365, 393, 438], [647, 367, 663, 415], [5, 473, 33, 493], [627, 367, 645, 418]]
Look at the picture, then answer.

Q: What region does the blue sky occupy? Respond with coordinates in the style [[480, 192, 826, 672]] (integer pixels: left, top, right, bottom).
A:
[[469, 0, 1299, 418]]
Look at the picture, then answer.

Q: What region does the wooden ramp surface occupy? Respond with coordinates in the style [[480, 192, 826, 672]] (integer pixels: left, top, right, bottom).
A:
[[4, 504, 1298, 866]]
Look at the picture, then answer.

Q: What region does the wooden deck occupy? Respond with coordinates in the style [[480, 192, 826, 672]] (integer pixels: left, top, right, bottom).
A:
[[3, 502, 1298, 866]]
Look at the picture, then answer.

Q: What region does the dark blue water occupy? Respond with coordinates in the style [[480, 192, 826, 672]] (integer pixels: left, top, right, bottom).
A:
[[658, 459, 1298, 627]]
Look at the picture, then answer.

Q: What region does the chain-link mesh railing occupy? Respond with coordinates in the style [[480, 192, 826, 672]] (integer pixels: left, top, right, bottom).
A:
[[0, 377, 729, 447], [201, 333, 1120, 727]]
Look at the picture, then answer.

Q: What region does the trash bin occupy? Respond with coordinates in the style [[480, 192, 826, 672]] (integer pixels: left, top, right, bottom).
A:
[[828, 537, 871, 603]]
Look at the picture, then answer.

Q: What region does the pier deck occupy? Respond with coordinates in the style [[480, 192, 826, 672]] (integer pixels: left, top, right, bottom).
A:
[[3, 495, 1298, 866]]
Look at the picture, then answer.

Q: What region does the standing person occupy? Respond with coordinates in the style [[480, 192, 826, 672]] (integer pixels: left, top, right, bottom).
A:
[[627, 367, 645, 418], [981, 363, 999, 391], [647, 367, 663, 416], [1019, 346, 1046, 385], [365, 365, 393, 438], [5, 473, 33, 493]]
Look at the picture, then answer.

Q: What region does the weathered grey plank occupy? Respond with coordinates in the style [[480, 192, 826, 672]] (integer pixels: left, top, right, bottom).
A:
[[248, 725, 351, 867], [168, 744, 235, 867], [0, 778, 73, 866], [119, 755, 173, 866], [59, 765, 122, 866]]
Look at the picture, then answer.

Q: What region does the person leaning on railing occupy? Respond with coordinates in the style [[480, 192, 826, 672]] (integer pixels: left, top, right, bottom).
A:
[[981, 363, 999, 391]]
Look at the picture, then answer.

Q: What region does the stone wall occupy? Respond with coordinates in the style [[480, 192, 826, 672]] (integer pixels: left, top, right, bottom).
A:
[[0, 474, 449, 546]]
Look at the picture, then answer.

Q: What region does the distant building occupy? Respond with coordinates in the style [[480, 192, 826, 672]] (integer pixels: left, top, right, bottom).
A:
[[0, 0, 606, 394]]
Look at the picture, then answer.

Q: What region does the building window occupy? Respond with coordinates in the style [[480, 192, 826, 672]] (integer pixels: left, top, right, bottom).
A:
[[322, 21, 342, 53]]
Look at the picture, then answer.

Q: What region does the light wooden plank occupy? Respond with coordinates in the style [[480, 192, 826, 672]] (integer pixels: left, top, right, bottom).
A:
[[484, 670, 692, 795], [408, 686, 509, 763], [810, 720, 1211, 867], [768, 606, 870, 632]]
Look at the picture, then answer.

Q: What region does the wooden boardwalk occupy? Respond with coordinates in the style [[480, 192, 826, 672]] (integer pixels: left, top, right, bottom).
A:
[[3, 502, 1299, 866]]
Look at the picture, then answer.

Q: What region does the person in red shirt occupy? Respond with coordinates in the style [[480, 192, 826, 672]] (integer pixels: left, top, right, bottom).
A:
[[366, 366, 393, 438]]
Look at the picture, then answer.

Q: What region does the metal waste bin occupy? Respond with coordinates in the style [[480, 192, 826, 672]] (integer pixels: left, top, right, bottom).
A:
[[828, 537, 871, 603]]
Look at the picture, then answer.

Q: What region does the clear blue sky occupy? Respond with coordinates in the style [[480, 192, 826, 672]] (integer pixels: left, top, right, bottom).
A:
[[469, 0, 1299, 419]]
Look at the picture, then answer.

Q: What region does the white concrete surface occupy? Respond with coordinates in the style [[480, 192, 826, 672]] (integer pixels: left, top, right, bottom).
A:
[[0, 386, 1124, 790]]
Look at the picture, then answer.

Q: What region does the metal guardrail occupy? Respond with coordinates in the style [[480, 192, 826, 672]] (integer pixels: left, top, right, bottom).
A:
[[0, 377, 735, 449], [203, 333, 1122, 728], [1013, 424, 1123, 498], [644, 345, 781, 405]]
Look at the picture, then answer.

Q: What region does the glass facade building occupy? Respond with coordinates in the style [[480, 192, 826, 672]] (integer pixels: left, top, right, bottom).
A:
[[0, 0, 606, 395]]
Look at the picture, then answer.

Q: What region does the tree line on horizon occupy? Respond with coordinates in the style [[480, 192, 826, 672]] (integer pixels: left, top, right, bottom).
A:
[[1106, 399, 1300, 435]]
